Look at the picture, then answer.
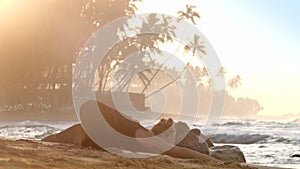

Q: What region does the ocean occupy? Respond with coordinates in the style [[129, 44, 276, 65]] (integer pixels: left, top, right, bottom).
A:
[[197, 120, 300, 169], [0, 120, 299, 168]]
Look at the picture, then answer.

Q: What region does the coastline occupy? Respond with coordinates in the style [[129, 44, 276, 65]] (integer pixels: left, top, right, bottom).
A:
[[0, 109, 78, 121], [0, 138, 289, 169]]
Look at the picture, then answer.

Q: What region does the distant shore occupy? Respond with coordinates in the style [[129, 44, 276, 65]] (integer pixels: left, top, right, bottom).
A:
[[0, 138, 289, 169], [0, 108, 78, 121]]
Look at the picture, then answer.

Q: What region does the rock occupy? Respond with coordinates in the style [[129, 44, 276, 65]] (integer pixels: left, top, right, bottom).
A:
[[209, 145, 246, 163], [42, 124, 103, 149], [291, 154, 300, 158]]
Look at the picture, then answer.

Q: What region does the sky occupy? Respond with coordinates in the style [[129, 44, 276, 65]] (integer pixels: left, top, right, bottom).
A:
[[136, 0, 300, 117]]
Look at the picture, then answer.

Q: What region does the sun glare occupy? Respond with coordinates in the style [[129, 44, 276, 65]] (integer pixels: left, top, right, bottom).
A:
[[0, 0, 13, 11], [0, 0, 17, 19]]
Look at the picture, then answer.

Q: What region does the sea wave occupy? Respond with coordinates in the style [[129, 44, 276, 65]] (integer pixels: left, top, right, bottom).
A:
[[0, 122, 56, 130], [207, 120, 299, 128], [0, 121, 64, 140], [260, 136, 300, 145], [209, 134, 269, 144], [220, 121, 251, 127], [209, 133, 300, 145], [208, 121, 252, 127]]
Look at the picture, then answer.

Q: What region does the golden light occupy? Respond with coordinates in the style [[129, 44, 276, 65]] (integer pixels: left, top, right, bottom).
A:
[[0, 0, 13, 11], [0, 0, 18, 21]]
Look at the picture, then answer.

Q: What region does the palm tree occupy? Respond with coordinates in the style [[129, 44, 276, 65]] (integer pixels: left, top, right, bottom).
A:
[[102, 14, 177, 93], [0, 0, 145, 111], [139, 15, 178, 93], [184, 34, 206, 57], [90, 4, 202, 96], [217, 67, 227, 77], [228, 75, 242, 89], [146, 33, 207, 98], [177, 4, 201, 25], [112, 52, 153, 92], [157, 15, 176, 43]]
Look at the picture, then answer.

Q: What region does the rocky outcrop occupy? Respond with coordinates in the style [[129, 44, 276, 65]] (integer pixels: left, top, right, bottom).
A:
[[209, 145, 246, 163]]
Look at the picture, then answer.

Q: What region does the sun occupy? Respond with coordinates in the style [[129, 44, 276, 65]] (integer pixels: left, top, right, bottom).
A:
[[0, 0, 8, 7], [0, 0, 14, 12]]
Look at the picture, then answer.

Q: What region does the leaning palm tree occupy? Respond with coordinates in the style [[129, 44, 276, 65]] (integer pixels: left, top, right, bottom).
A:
[[90, 4, 203, 96], [146, 34, 207, 98], [102, 14, 178, 93], [141, 6, 202, 94], [157, 15, 176, 43], [140, 15, 177, 93]]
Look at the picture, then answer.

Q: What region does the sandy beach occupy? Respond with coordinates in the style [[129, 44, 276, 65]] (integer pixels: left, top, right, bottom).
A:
[[0, 138, 288, 169]]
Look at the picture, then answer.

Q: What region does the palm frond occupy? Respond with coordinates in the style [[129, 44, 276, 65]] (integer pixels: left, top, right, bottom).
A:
[[177, 4, 201, 25]]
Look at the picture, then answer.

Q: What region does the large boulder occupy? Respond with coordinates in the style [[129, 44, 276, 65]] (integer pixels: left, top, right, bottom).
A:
[[209, 145, 246, 163]]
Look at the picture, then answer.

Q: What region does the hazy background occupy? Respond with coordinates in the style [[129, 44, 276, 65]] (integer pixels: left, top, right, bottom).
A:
[[136, 0, 300, 118]]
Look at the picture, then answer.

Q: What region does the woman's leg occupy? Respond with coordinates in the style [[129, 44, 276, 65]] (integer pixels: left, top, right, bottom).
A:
[[135, 129, 219, 162], [163, 146, 219, 162]]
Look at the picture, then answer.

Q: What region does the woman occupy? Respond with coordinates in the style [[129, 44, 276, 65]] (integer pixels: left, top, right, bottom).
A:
[[79, 100, 219, 162]]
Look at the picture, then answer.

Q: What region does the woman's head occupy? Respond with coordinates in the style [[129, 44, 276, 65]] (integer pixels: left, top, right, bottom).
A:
[[174, 121, 190, 143], [190, 128, 201, 136], [151, 118, 176, 144]]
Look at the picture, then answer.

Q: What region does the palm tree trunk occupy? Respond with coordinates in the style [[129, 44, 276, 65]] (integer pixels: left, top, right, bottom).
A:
[[145, 56, 194, 98]]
